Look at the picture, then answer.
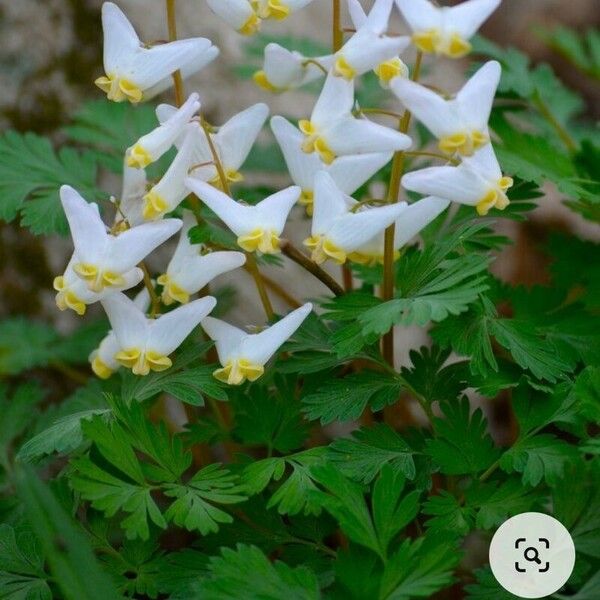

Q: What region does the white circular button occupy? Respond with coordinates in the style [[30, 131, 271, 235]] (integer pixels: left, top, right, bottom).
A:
[[489, 512, 576, 598]]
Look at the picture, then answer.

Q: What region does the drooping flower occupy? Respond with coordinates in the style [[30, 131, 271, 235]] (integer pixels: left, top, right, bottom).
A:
[[348, 196, 450, 264], [270, 115, 392, 215], [142, 126, 203, 220], [391, 60, 501, 156], [401, 144, 513, 216], [126, 93, 201, 169], [202, 303, 312, 385], [299, 72, 412, 164], [253, 43, 334, 92], [206, 0, 317, 36], [159, 103, 269, 190], [89, 288, 150, 379], [334, 0, 410, 83], [185, 179, 299, 254], [395, 0, 501, 58], [158, 211, 246, 305], [95, 3, 218, 103], [304, 171, 409, 265], [54, 186, 181, 313], [101, 292, 216, 376]]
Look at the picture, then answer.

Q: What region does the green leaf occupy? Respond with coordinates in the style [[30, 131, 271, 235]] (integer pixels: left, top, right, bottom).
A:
[[499, 434, 579, 487], [163, 464, 246, 536], [328, 424, 416, 484], [0, 131, 99, 235], [0, 318, 57, 375], [380, 534, 460, 599], [15, 465, 121, 600], [302, 372, 402, 424], [197, 544, 320, 600], [542, 26, 600, 80], [465, 567, 517, 599], [426, 397, 500, 475], [0, 523, 51, 600]]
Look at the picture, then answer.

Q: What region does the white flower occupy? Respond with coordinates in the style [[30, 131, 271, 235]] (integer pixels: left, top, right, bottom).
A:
[[271, 115, 392, 215], [142, 126, 203, 220], [202, 303, 312, 385], [158, 211, 246, 305], [401, 144, 513, 216], [101, 292, 216, 376], [185, 179, 299, 254], [89, 288, 150, 379], [206, 0, 317, 36], [299, 72, 412, 164], [54, 186, 181, 313], [395, 0, 501, 58], [126, 93, 201, 169], [334, 0, 410, 83], [253, 43, 334, 92], [304, 171, 409, 265], [95, 3, 218, 103], [348, 196, 450, 264], [114, 159, 148, 228], [160, 103, 269, 189], [391, 60, 501, 156]]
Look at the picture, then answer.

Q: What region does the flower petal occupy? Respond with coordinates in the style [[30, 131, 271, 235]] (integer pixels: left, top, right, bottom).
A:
[[328, 152, 392, 194], [175, 251, 247, 295], [327, 117, 412, 155], [364, 0, 394, 34], [101, 292, 148, 350], [60, 185, 108, 264], [447, 0, 501, 39], [255, 186, 301, 233], [390, 78, 457, 138], [242, 303, 313, 365], [201, 316, 249, 364], [312, 72, 355, 127], [456, 60, 500, 131], [347, 0, 368, 28], [149, 296, 217, 355], [395, 0, 441, 32], [216, 103, 269, 170], [394, 196, 450, 248], [312, 171, 352, 236], [101, 2, 140, 75], [185, 178, 257, 236], [461, 143, 503, 181], [206, 0, 254, 31]]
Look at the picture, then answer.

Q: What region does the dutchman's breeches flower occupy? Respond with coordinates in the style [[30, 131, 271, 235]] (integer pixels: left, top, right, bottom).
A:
[[395, 0, 501, 58], [202, 303, 312, 385], [185, 178, 299, 255], [96, 3, 218, 103], [159, 211, 246, 305], [304, 171, 409, 265], [55, 186, 181, 313], [401, 144, 513, 216], [126, 93, 201, 169], [300, 73, 412, 164], [391, 60, 501, 157], [102, 293, 217, 376], [270, 116, 392, 215]]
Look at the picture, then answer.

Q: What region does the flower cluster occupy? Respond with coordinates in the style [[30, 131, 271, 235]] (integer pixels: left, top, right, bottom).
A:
[[54, 0, 506, 386]]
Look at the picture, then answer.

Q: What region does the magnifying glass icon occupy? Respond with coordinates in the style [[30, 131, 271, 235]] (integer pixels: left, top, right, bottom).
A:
[[524, 547, 542, 564]]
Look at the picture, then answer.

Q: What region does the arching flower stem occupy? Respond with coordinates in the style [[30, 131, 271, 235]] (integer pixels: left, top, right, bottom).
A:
[[166, 0, 185, 107]]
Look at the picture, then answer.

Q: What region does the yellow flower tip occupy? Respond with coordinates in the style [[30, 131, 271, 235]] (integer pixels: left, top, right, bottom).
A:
[[445, 33, 472, 59], [476, 189, 503, 216], [91, 356, 113, 380], [333, 56, 357, 81], [146, 351, 172, 372], [471, 130, 489, 150], [314, 138, 336, 165], [304, 235, 346, 265], [499, 176, 514, 191], [213, 359, 265, 385], [375, 58, 408, 85], [299, 120, 316, 136], [348, 251, 395, 266], [73, 263, 98, 282], [412, 29, 441, 54], [116, 348, 172, 376], [239, 12, 261, 35], [53, 275, 65, 292], [253, 70, 278, 92], [127, 144, 153, 169], [237, 229, 280, 254], [102, 271, 125, 288], [143, 190, 168, 220], [157, 274, 190, 305], [95, 74, 142, 103], [266, 0, 290, 20], [299, 190, 314, 215]]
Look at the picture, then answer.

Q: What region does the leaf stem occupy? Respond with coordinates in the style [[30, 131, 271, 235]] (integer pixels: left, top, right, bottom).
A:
[[381, 51, 423, 368], [281, 240, 344, 296], [139, 261, 160, 316], [332, 0, 343, 51], [532, 91, 577, 152], [245, 252, 275, 320], [165, 0, 185, 107]]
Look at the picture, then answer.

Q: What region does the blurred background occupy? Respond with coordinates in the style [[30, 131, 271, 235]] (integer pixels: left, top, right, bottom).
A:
[[0, 0, 598, 353]]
